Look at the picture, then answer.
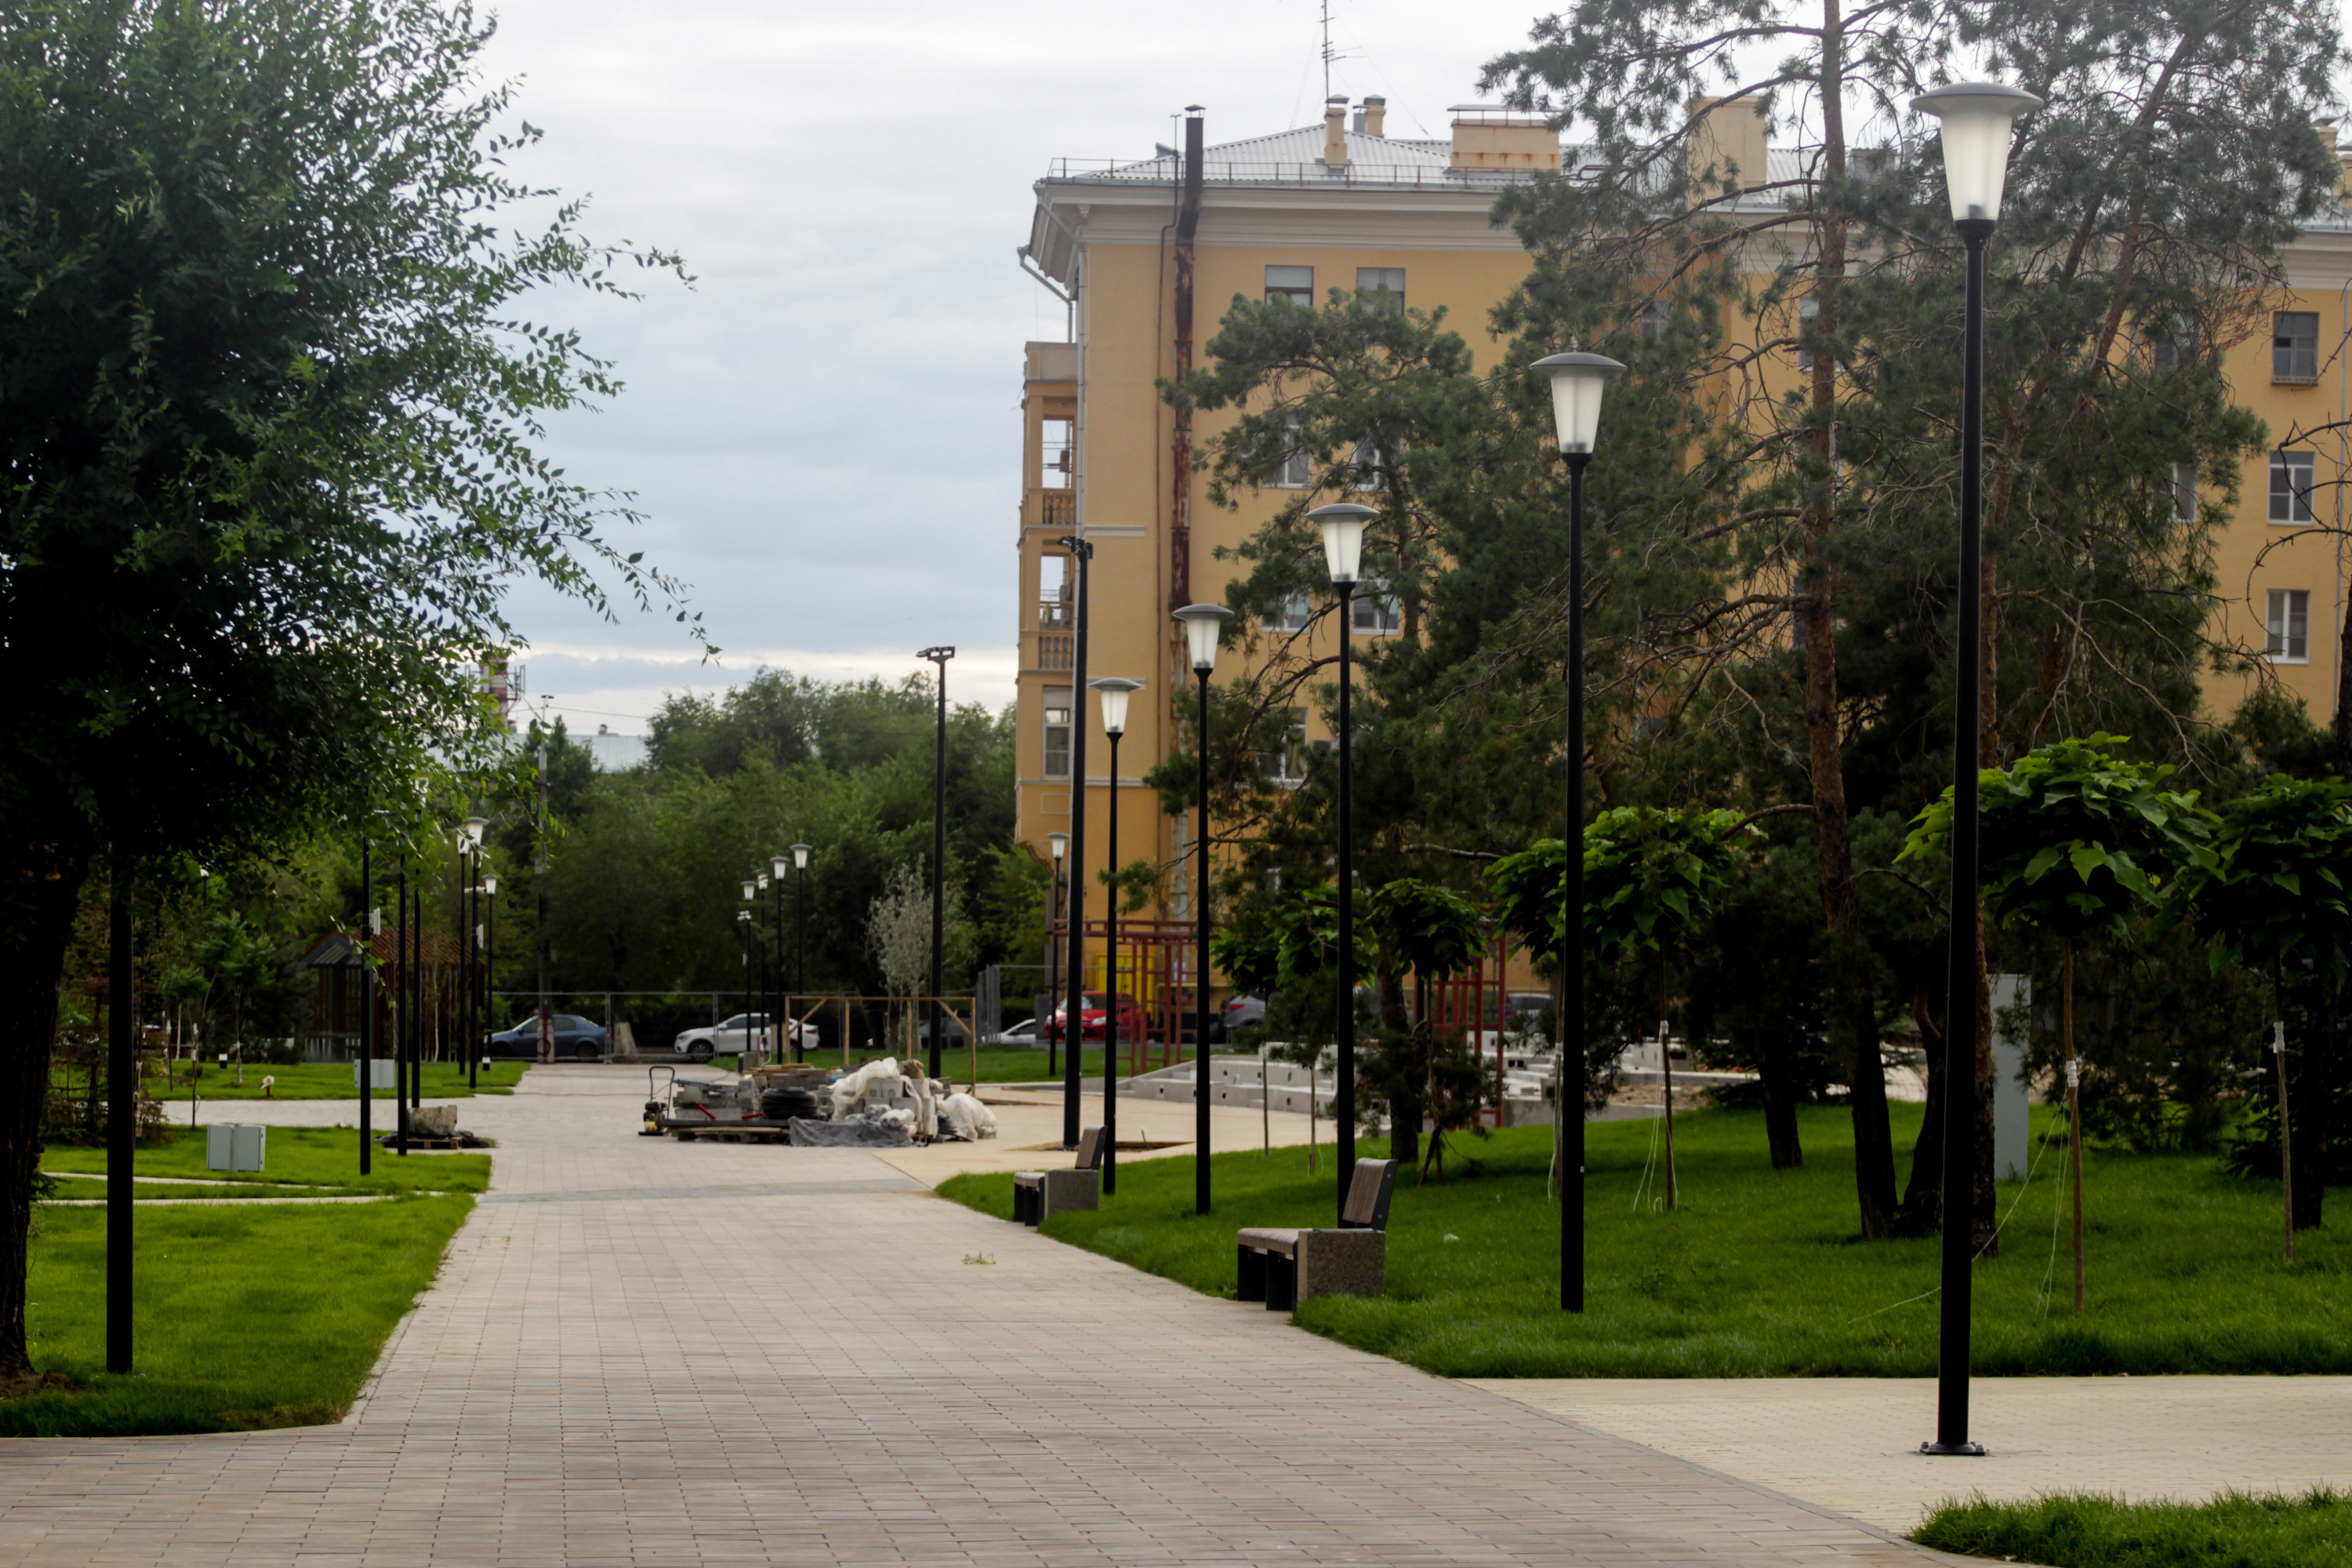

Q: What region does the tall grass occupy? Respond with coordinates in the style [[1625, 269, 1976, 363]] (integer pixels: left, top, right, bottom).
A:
[[1916, 1489, 2352, 1567]]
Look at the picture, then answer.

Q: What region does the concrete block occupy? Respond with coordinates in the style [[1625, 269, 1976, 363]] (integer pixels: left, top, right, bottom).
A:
[[1039, 1168, 1098, 1218], [353, 1059, 396, 1090], [206, 1123, 265, 1171], [1296, 1229, 1384, 1301]]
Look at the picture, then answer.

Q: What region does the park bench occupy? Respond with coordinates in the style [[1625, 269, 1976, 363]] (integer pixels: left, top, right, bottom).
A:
[[1236, 1157, 1396, 1311], [1012, 1126, 1105, 1225]]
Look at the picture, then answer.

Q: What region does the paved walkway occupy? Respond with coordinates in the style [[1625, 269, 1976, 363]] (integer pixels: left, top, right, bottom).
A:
[[2, 1067, 1955, 1566], [1476, 1376, 2352, 1532]]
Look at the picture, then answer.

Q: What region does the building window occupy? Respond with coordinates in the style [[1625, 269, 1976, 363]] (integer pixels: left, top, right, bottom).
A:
[[2152, 316, 2195, 371], [1262, 590, 1311, 633], [2274, 311, 2321, 383], [1265, 265, 1314, 307], [1265, 707, 1310, 783], [1267, 416, 1311, 488], [1044, 688, 1073, 778], [1040, 417, 1073, 488], [2268, 590, 2311, 663], [1356, 267, 1405, 314], [1037, 554, 1071, 628], [1351, 435, 1387, 492], [1796, 296, 1821, 372], [1640, 299, 1671, 337], [2271, 451, 2317, 523], [2171, 463, 2197, 525], [1352, 581, 1403, 635]]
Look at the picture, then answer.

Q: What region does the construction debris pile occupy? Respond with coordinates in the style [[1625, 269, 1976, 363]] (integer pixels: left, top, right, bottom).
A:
[[643, 1058, 997, 1147]]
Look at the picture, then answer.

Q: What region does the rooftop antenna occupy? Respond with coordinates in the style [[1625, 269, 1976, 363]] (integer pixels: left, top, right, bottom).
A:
[[1319, 0, 1356, 103]]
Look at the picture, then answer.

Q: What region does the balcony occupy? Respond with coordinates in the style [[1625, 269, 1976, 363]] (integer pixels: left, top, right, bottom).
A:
[[1038, 490, 1076, 529], [1036, 631, 1073, 671]]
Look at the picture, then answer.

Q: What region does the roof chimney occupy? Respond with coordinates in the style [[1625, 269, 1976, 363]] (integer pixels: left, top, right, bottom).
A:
[[1323, 96, 1348, 169], [1448, 104, 1558, 172], [1362, 96, 1387, 138], [1686, 95, 1769, 196]]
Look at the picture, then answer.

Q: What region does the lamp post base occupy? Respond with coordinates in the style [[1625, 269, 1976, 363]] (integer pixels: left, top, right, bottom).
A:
[[1918, 1441, 1987, 1457]]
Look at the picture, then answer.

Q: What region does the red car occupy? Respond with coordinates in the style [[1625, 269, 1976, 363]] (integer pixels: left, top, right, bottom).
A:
[[1047, 991, 1151, 1044]]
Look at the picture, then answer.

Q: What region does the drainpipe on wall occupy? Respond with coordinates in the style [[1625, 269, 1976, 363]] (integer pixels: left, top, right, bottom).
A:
[[1171, 107, 1203, 614]]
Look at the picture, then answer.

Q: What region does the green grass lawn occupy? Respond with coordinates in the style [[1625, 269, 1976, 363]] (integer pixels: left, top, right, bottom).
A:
[[1916, 1490, 2352, 1567], [941, 1102, 2352, 1377], [13, 1127, 482, 1436], [132, 1060, 525, 1101], [42, 1124, 492, 1196]]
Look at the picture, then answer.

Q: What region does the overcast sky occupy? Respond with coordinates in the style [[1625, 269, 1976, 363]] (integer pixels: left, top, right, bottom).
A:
[[474, 0, 1570, 735]]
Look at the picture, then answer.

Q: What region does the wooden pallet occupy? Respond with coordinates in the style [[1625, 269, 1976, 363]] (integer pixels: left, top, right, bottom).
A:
[[372, 1135, 475, 1152], [665, 1123, 790, 1143]]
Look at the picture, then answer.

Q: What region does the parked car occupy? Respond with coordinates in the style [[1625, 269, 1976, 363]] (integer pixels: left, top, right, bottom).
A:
[[672, 1014, 810, 1063], [1162, 988, 1223, 1045], [1047, 991, 1150, 1044], [914, 1012, 975, 1051], [1221, 994, 1268, 1037], [1497, 992, 1556, 1034], [994, 1017, 1039, 1045], [485, 1014, 609, 1061]]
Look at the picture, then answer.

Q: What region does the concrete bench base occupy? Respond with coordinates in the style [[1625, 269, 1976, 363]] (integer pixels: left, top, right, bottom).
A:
[[1012, 1168, 1100, 1225], [1236, 1228, 1384, 1311]]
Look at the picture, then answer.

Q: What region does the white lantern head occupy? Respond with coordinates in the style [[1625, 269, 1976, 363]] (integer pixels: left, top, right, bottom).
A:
[[1047, 831, 1068, 862], [1089, 676, 1145, 738], [790, 843, 812, 871], [483, 875, 499, 896], [1305, 501, 1375, 585], [461, 816, 488, 849], [1171, 603, 1234, 674], [771, 854, 791, 879], [757, 873, 770, 891], [1530, 350, 1627, 456], [1911, 81, 2042, 224], [741, 879, 757, 902]]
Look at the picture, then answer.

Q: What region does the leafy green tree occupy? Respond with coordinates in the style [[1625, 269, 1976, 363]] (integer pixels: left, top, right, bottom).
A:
[[2176, 774, 2352, 1245], [1904, 735, 2209, 1305], [1359, 877, 1487, 1170], [0, 0, 688, 1388]]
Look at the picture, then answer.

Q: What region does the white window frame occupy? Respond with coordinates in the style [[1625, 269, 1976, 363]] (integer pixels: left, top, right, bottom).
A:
[[1796, 296, 1820, 372], [1265, 264, 1314, 307], [2274, 310, 2321, 383], [1352, 579, 1403, 636], [1043, 687, 1073, 779], [2271, 451, 2317, 524], [2267, 589, 2312, 664], [1355, 266, 1405, 314], [1351, 434, 1387, 492], [1267, 416, 1311, 489], [1265, 706, 1311, 784], [2170, 463, 2197, 525], [1261, 590, 1311, 634]]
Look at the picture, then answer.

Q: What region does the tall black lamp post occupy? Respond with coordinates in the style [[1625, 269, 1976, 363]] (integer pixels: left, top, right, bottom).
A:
[[780, 848, 809, 1059], [1045, 831, 1067, 1077], [1305, 501, 1371, 1221], [461, 817, 486, 1088], [1173, 603, 1232, 1214], [739, 883, 759, 1058], [1530, 348, 1626, 1312], [918, 645, 955, 1077], [1912, 77, 2042, 1461], [1054, 535, 1094, 1148], [1089, 675, 1144, 1195], [481, 873, 497, 1071]]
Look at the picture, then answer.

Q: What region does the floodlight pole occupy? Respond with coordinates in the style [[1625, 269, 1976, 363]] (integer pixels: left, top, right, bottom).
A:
[[1193, 662, 1214, 1214], [1334, 578, 1357, 1221], [107, 855, 133, 1374], [360, 838, 374, 1174]]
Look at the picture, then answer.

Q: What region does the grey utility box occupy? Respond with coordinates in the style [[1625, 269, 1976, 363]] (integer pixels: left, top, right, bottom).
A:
[[1989, 974, 2032, 1182], [205, 1123, 266, 1172], [354, 1059, 397, 1090]]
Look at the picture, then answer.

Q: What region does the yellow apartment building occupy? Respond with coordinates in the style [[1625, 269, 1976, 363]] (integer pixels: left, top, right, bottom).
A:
[[1011, 96, 2352, 995]]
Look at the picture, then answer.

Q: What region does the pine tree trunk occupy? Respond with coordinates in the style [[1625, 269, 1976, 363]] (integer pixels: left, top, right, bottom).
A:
[[1805, 0, 1898, 1241], [1658, 964, 1676, 1210], [0, 826, 97, 1391], [1762, 1065, 1804, 1169], [1392, 971, 1421, 1171], [2276, 1014, 2295, 1261], [2292, 978, 2329, 1231]]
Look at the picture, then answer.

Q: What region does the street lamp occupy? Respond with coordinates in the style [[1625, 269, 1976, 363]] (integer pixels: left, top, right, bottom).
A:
[[789, 844, 811, 1059], [918, 645, 956, 1078], [1912, 75, 2041, 1461], [1173, 602, 1232, 1215], [482, 873, 498, 1065], [1046, 831, 1068, 1077], [1089, 675, 1145, 1195], [1054, 534, 1094, 1149], [735, 908, 754, 1059], [1530, 347, 1627, 1311], [771, 853, 793, 1058], [1305, 499, 1373, 1223]]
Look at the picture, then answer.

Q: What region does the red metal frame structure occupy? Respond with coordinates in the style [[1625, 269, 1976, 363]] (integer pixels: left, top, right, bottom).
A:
[[1425, 924, 1512, 1129], [1051, 916, 1200, 1073]]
